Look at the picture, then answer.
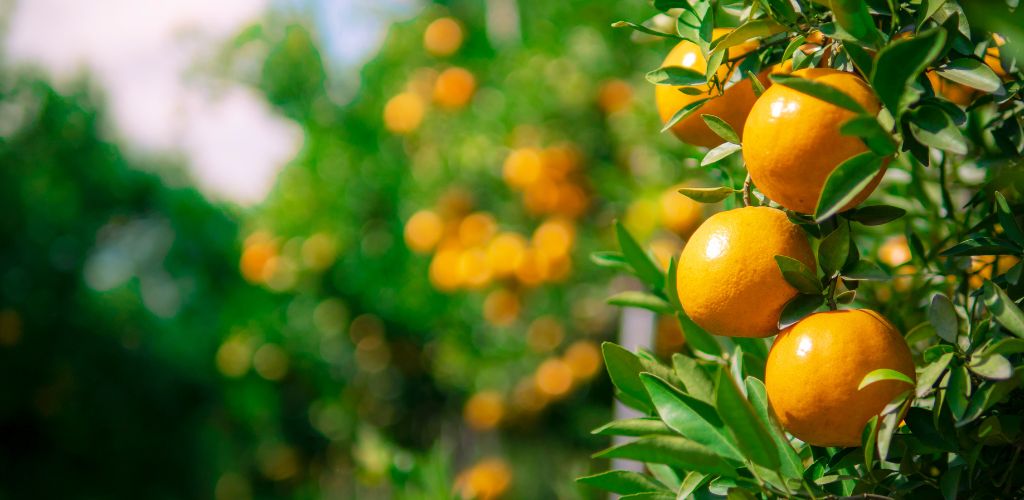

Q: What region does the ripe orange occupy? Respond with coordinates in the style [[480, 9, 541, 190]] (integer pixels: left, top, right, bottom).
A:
[[383, 92, 425, 134], [877, 235, 911, 267], [985, 34, 1009, 81], [659, 185, 704, 239], [423, 17, 464, 57], [969, 254, 1020, 288], [598, 79, 633, 114], [404, 209, 444, 253], [765, 309, 915, 447], [927, 71, 974, 106], [483, 288, 520, 326], [676, 207, 815, 337], [655, 28, 761, 148], [433, 67, 476, 109], [463, 391, 505, 430], [743, 68, 886, 214]]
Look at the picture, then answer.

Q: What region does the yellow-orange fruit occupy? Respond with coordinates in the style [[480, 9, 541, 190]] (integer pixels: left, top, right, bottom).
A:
[[598, 79, 633, 114], [969, 254, 1021, 289], [463, 391, 504, 430], [655, 28, 760, 148], [660, 186, 704, 239], [423, 17, 464, 57], [985, 34, 1010, 81], [676, 207, 815, 337], [404, 210, 444, 253], [433, 67, 476, 109], [766, 309, 915, 447], [383, 92, 425, 134], [927, 72, 975, 106], [743, 68, 886, 214], [877, 235, 911, 267]]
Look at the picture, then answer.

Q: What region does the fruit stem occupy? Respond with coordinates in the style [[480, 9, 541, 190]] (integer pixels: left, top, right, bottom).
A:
[[826, 275, 839, 311], [742, 173, 752, 207]]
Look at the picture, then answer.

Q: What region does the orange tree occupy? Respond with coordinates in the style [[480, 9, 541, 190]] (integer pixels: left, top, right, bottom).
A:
[[581, 1, 1024, 498]]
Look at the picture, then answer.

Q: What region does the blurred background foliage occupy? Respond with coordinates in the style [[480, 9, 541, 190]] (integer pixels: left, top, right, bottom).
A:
[[0, 0, 718, 498]]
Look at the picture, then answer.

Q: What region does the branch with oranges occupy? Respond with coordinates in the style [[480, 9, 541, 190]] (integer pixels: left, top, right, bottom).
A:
[[583, 1, 1024, 498]]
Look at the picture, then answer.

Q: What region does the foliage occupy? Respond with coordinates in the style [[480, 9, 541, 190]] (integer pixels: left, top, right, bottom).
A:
[[584, 1, 1024, 498]]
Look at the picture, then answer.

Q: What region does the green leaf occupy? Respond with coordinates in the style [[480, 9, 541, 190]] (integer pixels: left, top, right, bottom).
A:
[[769, 74, 866, 113], [775, 255, 823, 293], [700, 142, 742, 166], [666, 257, 682, 309], [960, 367, 1023, 426], [939, 237, 1021, 257], [936, 58, 1002, 92], [814, 152, 885, 222], [677, 472, 708, 499], [675, 1, 712, 51], [710, 19, 787, 55], [982, 338, 1024, 356], [835, 289, 856, 304], [746, 70, 765, 97], [968, 353, 1013, 380], [677, 311, 722, 357], [603, 343, 652, 410], [672, 354, 715, 403], [994, 192, 1024, 247], [778, 294, 824, 329], [928, 293, 959, 343], [843, 205, 906, 226], [818, 222, 851, 277], [641, 374, 743, 461], [842, 259, 889, 280], [652, 0, 689, 11], [701, 114, 740, 144], [661, 98, 710, 132], [647, 464, 681, 491], [744, 377, 804, 480], [829, 0, 882, 45], [591, 251, 628, 269], [916, 352, 953, 398], [616, 221, 664, 289], [594, 436, 739, 478], [946, 365, 971, 421], [982, 281, 1024, 339], [715, 370, 780, 470], [646, 66, 707, 86], [839, 115, 897, 156], [843, 42, 874, 77], [619, 493, 675, 500], [876, 391, 910, 462], [871, 28, 947, 117], [858, 368, 914, 390], [907, 104, 967, 154], [678, 186, 737, 203], [611, 21, 680, 39], [861, 415, 879, 470], [608, 291, 673, 313], [592, 418, 675, 437], [577, 470, 669, 495]]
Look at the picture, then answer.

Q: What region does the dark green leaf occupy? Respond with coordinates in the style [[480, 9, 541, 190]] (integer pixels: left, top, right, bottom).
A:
[[611, 21, 681, 39], [652, 0, 689, 11], [862, 415, 879, 470], [871, 28, 947, 117], [982, 281, 1024, 338], [577, 470, 669, 495], [936, 58, 1002, 92], [858, 368, 915, 390], [994, 192, 1024, 247], [844, 205, 906, 225], [839, 115, 897, 156], [744, 377, 804, 480], [646, 66, 707, 86], [641, 374, 742, 460], [814, 152, 885, 222], [619, 493, 675, 500], [835, 289, 856, 304], [678, 186, 737, 203], [608, 291, 673, 313], [778, 294, 824, 329], [594, 436, 739, 478], [710, 19, 787, 54], [916, 352, 953, 398], [968, 353, 1013, 380], [701, 114, 740, 144], [677, 311, 722, 357], [830, 0, 882, 45], [983, 338, 1024, 356], [818, 222, 851, 277], [769, 74, 866, 113], [908, 104, 968, 154], [603, 342, 653, 410], [715, 371, 780, 470], [775, 255, 823, 293], [843, 259, 889, 280], [661, 98, 710, 132], [591, 251, 628, 269], [666, 257, 681, 309], [616, 221, 664, 289], [960, 367, 1022, 426], [928, 293, 959, 343], [672, 354, 715, 403], [939, 237, 1021, 257], [700, 142, 742, 166], [592, 418, 675, 437], [946, 365, 971, 421], [843, 42, 875, 77]]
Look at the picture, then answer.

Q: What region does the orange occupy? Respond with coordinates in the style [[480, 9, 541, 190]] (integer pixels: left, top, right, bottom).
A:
[[985, 34, 1009, 81], [743, 68, 886, 214], [383, 92, 425, 134], [598, 79, 633, 114], [486, 232, 527, 277], [532, 218, 575, 260], [404, 210, 444, 253], [502, 148, 543, 188], [969, 254, 1020, 288], [926, 71, 974, 106], [433, 67, 476, 109], [423, 17, 463, 57], [765, 309, 915, 447], [535, 358, 573, 397], [676, 207, 815, 337], [458, 212, 497, 247], [483, 288, 520, 326], [659, 185, 704, 239], [526, 316, 564, 353], [563, 340, 602, 380], [455, 458, 512, 500], [877, 235, 911, 267], [463, 391, 504, 430], [655, 28, 760, 148]]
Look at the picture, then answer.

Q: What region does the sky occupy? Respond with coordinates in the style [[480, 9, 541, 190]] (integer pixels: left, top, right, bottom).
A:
[[3, 0, 415, 206]]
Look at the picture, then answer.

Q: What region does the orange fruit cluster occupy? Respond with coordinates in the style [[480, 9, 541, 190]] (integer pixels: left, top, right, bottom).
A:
[[501, 144, 590, 219], [239, 231, 338, 292], [454, 458, 512, 500]]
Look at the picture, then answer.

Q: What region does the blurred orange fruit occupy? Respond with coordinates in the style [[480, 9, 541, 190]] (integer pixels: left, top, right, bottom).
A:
[[535, 358, 573, 397], [743, 68, 885, 214], [563, 340, 602, 380], [240, 239, 277, 284], [660, 186, 704, 239], [486, 232, 528, 277], [877, 235, 912, 267], [463, 391, 505, 430], [985, 34, 1009, 80], [405, 210, 444, 253], [455, 458, 512, 500], [598, 79, 633, 114], [458, 212, 498, 247], [514, 249, 550, 286], [532, 218, 575, 260], [483, 288, 520, 326], [655, 28, 760, 148], [502, 148, 543, 188], [527, 316, 565, 353], [434, 67, 476, 109], [969, 254, 1020, 288], [423, 17, 464, 57], [677, 207, 815, 337], [383, 92, 425, 134], [766, 309, 915, 447], [429, 245, 463, 291], [926, 71, 974, 106], [457, 248, 492, 288]]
